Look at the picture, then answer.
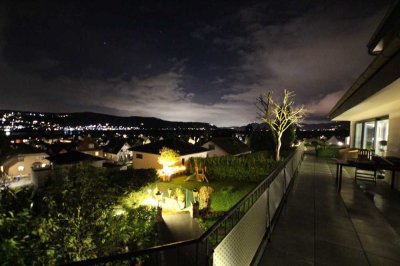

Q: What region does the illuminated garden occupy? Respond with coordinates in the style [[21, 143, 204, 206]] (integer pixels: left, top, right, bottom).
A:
[[0, 149, 280, 264]]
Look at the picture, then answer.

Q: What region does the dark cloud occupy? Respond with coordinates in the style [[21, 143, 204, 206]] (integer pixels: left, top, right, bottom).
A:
[[0, 0, 391, 126]]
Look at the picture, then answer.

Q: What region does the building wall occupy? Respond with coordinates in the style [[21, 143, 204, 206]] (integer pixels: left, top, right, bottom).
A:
[[387, 112, 400, 157], [32, 167, 52, 188], [132, 152, 159, 169], [180, 151, 208, 166], [104, 152, 118, 161], [6, 153, 50, 178], [387, 112, 400, 189], [202, 141, 229, 157]]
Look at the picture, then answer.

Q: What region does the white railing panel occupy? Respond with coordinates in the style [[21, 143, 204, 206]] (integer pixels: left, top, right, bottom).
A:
[[213, 191, 268, 266]]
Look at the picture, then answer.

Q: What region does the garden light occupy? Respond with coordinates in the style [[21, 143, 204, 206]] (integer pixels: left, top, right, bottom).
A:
[[192, 188, 199, 203]]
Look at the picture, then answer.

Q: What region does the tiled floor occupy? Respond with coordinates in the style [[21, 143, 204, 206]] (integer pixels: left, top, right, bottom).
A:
[[258, 154, 400, 266]]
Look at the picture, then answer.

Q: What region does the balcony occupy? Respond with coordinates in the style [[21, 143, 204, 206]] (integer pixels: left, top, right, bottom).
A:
[[257, 154, 400, 265]]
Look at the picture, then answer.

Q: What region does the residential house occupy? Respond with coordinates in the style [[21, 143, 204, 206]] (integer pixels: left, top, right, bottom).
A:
[[103, 141, 132, 163], [130, 138, 208, 169], [329, 1, 400, 189], [327, 136, 341, 146], [202, 137, 251, 157], [1, 152, 50, 180], [77, 136, 104, 158]]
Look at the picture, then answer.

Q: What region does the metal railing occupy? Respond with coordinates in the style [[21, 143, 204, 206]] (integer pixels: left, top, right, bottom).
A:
[[68, 143, 304, 266]]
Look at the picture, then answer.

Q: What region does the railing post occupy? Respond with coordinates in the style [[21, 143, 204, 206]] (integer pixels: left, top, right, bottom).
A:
[[267, 187, 271, 242]]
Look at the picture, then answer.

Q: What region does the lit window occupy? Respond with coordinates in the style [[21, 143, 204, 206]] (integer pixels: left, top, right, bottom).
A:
[[95, 151, 99, 156], [18, 166, 24, 172], [136, 154, 143, 159]]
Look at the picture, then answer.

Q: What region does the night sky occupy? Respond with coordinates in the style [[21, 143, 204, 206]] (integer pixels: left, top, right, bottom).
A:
[[0, 0, 390, 126]]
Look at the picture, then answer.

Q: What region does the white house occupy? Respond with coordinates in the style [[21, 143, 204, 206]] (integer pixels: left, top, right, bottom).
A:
[[1, 152, 50, 182], [130, 138, 208, 170], [104, 142, 132, 163]]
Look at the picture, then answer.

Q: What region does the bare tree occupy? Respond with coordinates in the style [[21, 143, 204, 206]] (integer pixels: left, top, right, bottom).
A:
[[257, 90, 306, 161]]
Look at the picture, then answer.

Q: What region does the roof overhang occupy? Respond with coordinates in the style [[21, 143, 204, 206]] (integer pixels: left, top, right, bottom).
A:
[[332, 78, 400, 121], [329, 1, 400, 120], [367, 0, 400, 55], [329, 45, 400, 120]]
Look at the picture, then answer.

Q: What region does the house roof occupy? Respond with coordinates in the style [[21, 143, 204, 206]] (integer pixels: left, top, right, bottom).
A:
[[207, 137, 251, 155], [77, 137, 102, 152], [0, 144, 45, 164], [103, 140, 130, 154], [130, 138, 208, 156], [329, 1, 400, 120], [46, 151, 104, 165], [46, 141, 76, 156], [327, 136, 339, 145]]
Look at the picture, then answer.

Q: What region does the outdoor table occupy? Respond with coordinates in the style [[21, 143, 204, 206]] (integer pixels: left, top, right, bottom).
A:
[[335, 157, 400, 193]]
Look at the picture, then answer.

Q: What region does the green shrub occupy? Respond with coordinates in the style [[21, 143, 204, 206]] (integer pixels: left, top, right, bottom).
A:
[[0, 163, 158, 265], [199, 186, 214, 210], [316, 146, 339, 158]]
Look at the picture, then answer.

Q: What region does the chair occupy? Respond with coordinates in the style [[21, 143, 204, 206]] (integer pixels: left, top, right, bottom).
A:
[[355, 149, 377, 183]]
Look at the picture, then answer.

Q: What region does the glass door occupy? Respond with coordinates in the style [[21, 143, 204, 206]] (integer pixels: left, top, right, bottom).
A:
[[362, 121, 375, 151], [376, 119, 389, 156], [354, 122, 362, 148]]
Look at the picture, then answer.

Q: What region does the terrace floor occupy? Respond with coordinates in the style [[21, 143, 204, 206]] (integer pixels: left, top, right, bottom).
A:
[[258, 154, 400, 266]]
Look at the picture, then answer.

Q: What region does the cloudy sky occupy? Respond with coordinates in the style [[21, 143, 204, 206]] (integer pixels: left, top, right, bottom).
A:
[[0, 0, 390, 126]]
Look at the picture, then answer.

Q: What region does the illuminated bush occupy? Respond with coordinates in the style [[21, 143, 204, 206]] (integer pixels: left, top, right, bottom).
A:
[[199, 186, 214, 210]]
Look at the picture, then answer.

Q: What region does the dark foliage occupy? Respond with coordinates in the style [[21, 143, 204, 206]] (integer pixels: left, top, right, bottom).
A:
[[0, 163, 158, 265]]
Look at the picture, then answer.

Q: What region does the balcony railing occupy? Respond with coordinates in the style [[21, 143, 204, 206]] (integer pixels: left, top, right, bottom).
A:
[[68, 143, 305, 266]]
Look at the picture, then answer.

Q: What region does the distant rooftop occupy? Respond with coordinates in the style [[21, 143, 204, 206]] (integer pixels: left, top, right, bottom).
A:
[[207, 137, 250, 155], [130, 138, 208, 155], [46, 151, 104, 165]]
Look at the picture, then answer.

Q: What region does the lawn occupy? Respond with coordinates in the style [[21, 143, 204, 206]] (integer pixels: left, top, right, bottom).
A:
[[136, 175, 257, 212]]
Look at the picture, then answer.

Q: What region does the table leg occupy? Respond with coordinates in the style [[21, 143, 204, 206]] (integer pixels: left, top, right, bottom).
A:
[[338, 165, 343, 193], [392, 170, 395, 189], [336, 162, 339, 185]]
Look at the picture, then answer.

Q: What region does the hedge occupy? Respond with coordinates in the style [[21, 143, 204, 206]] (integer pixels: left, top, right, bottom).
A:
[[188, 152, 278, 182], [316, 146, 339, 158]]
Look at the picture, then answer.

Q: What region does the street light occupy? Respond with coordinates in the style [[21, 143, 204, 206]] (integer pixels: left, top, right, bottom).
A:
[[155, 190, 162, 208], [155, 190, 163, 222]]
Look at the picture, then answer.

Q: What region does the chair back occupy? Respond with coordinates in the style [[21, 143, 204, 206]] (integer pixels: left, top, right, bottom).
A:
[[358, 149, 374, 160]]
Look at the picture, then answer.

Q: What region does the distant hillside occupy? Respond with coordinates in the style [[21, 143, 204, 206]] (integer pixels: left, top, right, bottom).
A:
[[234, 121, 349, 131], [0, 110, 216, 130], [301, 121, 349, 131]]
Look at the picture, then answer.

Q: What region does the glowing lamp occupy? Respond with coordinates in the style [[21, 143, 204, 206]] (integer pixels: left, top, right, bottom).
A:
[[192, 189, 199, 203], [155, 191, 162, 208]]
